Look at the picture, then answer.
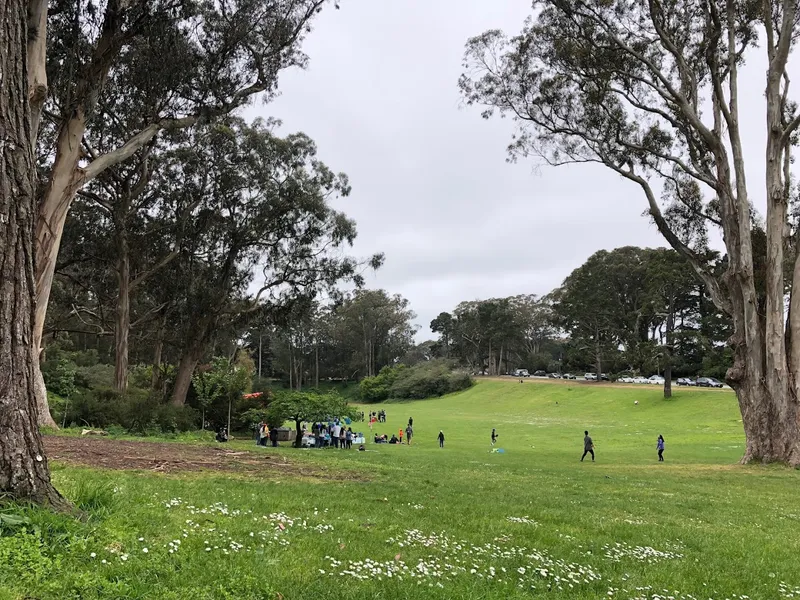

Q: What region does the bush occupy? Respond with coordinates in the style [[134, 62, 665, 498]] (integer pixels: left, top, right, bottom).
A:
[[359, 366, 405, 403], [74, 364, 115, 390], [359, 361, 473, 401], [62, 387, 198, 433]]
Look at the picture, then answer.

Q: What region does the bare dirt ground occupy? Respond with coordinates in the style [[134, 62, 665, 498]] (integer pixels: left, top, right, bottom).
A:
[[43, 436, 364, 481]]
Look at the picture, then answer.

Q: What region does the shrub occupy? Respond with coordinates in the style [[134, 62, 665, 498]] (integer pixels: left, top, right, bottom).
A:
[[74, 364, 115, 390], [359, 365, 406, 402], [389, 361, 473, 400], [63, 387, 198, 433], [42, 358, 77, 398], [359, 361, 473, 401]]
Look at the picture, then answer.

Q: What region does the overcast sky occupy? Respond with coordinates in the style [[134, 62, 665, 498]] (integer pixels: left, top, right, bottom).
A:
[[246, 0, 770, 341]]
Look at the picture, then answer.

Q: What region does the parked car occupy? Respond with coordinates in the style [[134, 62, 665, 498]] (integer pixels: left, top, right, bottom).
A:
[[584, 373, 597, 381], [676, 377, 696, 386], [513, 369, 530, 378], [562, 373, 577, 380], [618, 376, 633, 383], [600, 373, 610, 381], [533, 370, 547, 377], [632, 376, 649, 384], [696, 377, 724, 388], [547, 373, 561, 379], [648, 375, 665, 385]]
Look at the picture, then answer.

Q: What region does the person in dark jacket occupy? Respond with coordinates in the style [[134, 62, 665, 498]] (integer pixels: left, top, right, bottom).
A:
[[438, 430, 445, 448], [269, 426, 279, 447], [491, 428, 498, 446], [581, 430, 594, 462], [657, 435, 665, 461]]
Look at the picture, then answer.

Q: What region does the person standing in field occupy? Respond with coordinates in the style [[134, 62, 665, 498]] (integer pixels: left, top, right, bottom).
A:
[[438, 430, 445, 448], [408, 416, 413, 428], [657, 435, 665, 461], [405, 424, 413, 445], [491, 428, 498, 446], [399, 428, 403, 444], [581, 430, 594, 462]]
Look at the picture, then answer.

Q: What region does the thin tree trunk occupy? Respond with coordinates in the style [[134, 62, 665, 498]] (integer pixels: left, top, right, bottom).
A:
[[151, 311, 167, 391], [663, 298, 674, 399], [0, 0, 68, 507], [595, 326, 602, 382], [289, 343, 294, 389], [226, 394, 232, 438], [113, 230, 131, 392]]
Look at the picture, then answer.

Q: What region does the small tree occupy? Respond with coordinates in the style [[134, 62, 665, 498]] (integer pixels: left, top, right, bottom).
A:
[[192, 362, 226, 431], [268, 390, 355, 448]]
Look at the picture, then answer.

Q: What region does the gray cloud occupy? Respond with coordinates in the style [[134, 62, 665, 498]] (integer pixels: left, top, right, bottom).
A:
[[244, 0, 747, 340]]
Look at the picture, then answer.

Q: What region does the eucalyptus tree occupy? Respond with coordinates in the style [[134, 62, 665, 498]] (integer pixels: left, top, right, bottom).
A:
[[160, 118, 380, 406], [461, 0, 800, 463], [30, 0, 339, 426]]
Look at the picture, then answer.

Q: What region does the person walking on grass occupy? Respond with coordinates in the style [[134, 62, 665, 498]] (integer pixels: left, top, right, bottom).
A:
[[581, 430, 594, 462], [491, 428, 498, 446], [438, 430, 445, 448], [657, 435, 665, 461], [405, 424, 413, 445]]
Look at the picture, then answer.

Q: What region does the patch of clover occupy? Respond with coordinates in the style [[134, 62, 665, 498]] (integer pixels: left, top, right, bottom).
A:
[[602, 542, 683, 564], [89, 499, 335, 566], [781, 582, 800, 598], [507, 516, 538, 525], [621, 586, 751, 600], [328, 529, 601, 591]]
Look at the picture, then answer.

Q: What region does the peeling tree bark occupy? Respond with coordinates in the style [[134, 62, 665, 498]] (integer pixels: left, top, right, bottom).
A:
[[0, 0, 69, 507], [114, 228, 131, 392]]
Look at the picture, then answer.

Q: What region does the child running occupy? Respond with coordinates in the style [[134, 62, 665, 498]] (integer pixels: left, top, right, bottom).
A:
[[491, 428, 498, 446], [657, 435, 665, 461]]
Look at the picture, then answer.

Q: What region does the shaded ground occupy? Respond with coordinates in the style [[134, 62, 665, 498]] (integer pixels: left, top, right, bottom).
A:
[[43, 435, 364, 481]]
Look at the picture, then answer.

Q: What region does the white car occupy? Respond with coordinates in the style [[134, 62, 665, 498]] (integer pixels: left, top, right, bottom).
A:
[[648, 375, 665, 385], [632, 377, 649, 384], [618, 376, 633, 383], [584, 373, 597, 381]]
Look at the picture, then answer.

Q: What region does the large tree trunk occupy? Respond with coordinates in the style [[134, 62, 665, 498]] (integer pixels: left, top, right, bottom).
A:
[[114, 230, 131, 392], [171, 343, 204, 406], [735, 377, 800, 465], [0, 0, 68, 507], [30, 115, 86, 427]]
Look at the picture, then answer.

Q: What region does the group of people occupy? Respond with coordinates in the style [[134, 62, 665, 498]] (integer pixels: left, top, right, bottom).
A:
[[309, 419, 359, 449], [249, 415, 666, 463], [255, 422, 280, 447], [368, 410, 388, 428], [373, 417, 415, 445], [580, 431, 666, 462]]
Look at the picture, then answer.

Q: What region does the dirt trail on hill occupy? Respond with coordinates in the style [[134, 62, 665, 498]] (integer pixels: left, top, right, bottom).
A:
[[43, 436, 364, 480]]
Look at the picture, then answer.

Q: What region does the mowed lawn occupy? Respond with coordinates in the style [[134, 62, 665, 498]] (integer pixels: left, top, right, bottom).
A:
[[3, 380, 800, 600]]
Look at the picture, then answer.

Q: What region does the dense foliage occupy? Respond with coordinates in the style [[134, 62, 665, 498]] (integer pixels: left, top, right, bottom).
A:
[[359, 362, 474, 402]]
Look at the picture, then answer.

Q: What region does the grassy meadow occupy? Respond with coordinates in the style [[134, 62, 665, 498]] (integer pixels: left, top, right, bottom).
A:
[[3, 379, 800, 600]]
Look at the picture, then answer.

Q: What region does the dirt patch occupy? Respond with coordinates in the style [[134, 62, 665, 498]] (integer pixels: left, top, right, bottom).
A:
[[43, 436, 365, 481]]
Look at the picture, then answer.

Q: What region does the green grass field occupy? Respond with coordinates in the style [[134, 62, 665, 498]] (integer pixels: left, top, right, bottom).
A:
[[3, 379, 800, 600]]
